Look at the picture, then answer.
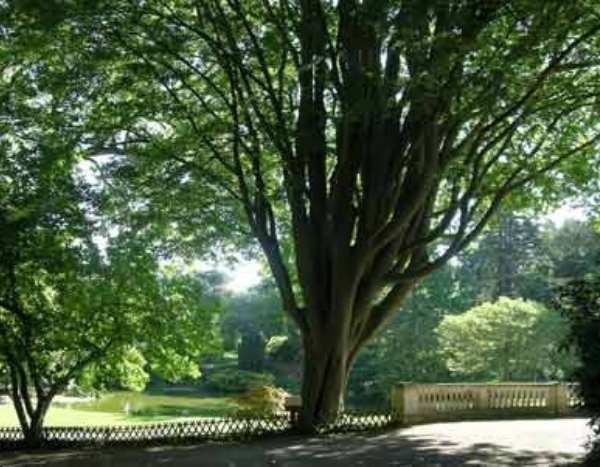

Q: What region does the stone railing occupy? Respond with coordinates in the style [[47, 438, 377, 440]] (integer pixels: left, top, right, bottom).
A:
[[391, 383, 582, 425]]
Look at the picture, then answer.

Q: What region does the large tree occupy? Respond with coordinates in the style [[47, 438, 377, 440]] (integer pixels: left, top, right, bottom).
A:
[[8, 0, 600, 428]]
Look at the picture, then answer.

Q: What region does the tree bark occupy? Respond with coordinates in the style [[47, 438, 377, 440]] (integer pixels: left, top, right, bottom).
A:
[[298, 331, 349, 432], [7, 360, 53, 448], [24, 406, 48, 449]]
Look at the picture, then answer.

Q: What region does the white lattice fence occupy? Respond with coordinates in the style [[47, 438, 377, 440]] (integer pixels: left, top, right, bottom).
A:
[[0, 411, 395, 450]]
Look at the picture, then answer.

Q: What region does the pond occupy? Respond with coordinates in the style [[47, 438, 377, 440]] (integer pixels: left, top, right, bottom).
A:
[[59, 391, 240, 420]]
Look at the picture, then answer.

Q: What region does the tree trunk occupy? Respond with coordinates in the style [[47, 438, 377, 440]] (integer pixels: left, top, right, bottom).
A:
[[8, 361, 52, 448], [24, 411, 46, 449], [298, 331, 352, 432], [19, 398, 51, 448]]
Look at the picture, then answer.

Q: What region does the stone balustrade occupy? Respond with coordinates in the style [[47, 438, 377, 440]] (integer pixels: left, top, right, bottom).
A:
[[391, 382, 581, 425]]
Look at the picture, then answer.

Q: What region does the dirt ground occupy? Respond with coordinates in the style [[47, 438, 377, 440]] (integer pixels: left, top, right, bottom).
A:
[[0, 417, 591, 466]]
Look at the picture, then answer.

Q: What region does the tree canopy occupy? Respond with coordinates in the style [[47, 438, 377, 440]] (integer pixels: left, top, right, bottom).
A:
[[437, 297, 574, 381]]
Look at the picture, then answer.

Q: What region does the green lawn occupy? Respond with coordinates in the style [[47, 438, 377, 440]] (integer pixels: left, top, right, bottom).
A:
[[0, 404, 133, 427], [0, 392, 241, 427]]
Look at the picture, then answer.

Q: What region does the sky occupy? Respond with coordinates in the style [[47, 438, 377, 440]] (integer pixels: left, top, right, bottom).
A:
[[219, 260, 263, 293], [544, 204, 587, 226], [76, 158, 590, 294]]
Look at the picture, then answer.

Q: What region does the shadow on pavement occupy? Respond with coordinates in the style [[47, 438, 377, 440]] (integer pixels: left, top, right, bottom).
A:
[[266, 431, 583, 466], [0, 429, 585, 466]]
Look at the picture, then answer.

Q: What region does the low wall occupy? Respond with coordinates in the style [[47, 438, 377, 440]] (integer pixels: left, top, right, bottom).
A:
[[391, 383, 581, 425]]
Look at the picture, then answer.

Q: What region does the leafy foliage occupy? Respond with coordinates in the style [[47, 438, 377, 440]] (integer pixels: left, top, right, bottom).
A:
[[437, 297, 574, 381], [205, 368, 275, 394], [0, 64, 220, 443], [557, 275, 600, 464], [77, 347, 150, 394], [235, 385, 288, 416]]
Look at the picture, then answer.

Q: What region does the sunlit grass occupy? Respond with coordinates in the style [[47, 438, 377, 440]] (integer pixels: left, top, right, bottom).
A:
[[0, 392, 241, 427], [0, 404, 131, 427]]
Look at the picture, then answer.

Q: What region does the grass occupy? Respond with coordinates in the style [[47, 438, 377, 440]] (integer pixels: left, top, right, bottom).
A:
[[0, 404, 132, 427], [0, 391, 241, 427]]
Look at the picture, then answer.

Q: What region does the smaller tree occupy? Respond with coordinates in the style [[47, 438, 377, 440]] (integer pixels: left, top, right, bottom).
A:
[[0, 237, 219, 446], [0, 30, 220, 445], [0, 144, 219, 445], [437, 297, 574, 382]]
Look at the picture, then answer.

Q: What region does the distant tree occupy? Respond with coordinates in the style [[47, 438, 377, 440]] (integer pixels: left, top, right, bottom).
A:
[[0, 362, 7, 392], [223, 281, 285, 340], [238, 330, 267, 373], [437, 297, 574, 381], [543, 220, 600, 282], [461, 213, 548, 302]]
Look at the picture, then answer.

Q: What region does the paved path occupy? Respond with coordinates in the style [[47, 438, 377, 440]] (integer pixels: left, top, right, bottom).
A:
[[0, 418, 591, 466]]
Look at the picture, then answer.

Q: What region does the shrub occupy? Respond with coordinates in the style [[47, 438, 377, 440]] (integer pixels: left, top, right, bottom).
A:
[[266, 335, 288, 356], [235, 385, 289, 415], [266, 335, 301, 363], [273, 374, 301, 394], [205, 368, 274, 394]]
